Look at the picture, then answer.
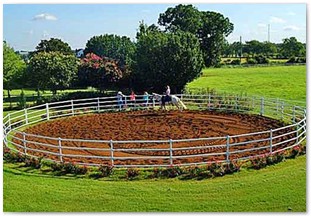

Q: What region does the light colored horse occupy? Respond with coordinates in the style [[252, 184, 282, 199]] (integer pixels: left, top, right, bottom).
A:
[[152, 93, 187, 111]]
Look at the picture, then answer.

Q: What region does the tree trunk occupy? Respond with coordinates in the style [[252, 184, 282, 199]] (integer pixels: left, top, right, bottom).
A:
[[7, 89, 12, 109]]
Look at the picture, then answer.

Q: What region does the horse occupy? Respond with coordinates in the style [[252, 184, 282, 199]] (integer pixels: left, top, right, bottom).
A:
[[152, 93, 187, 111]]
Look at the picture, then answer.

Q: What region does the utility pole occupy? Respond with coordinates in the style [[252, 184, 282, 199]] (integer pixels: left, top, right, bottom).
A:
[[240, 36, 242, 64], [268, 24, 270, 42]]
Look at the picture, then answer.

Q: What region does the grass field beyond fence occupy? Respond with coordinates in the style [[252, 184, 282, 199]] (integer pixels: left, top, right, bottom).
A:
[[186, 65, 306, 104]]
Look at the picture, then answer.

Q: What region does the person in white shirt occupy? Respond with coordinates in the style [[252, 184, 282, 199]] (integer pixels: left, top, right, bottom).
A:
[[162, 85, 171, 106], [117, 91, 125, 110]]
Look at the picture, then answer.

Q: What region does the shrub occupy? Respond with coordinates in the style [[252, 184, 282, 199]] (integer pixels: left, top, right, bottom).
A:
[[50, 162, 65, 172], [126, 168, 140, 179], [63, 162, 76, 174], [207, 162, 225, 176], [74, 165, 88, 175], [247, 58, 257, 64], [151, 167, 162, 178], [254, 55, 269, 64], [17, 90, 27, 109], [250, 156, 267, 170], [3, 148, 25, 163], [230, 59, 241, 65], [224, 161, 240, 174], [161, 166, 183, 178], [98, 165, 114, 177], [24, 157, 42, 169]]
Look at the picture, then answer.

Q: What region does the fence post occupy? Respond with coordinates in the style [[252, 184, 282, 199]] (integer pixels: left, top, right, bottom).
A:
[[71, 100, 74, 115], [152, 96, 155, 108], [269, 129, 273, 154], [296, 123, 299, 144], [110, 140, 114, 166], [23, 132, 27, 155], [276, 98, 279, 117], [8, 113, 11, 130], [58, 137, 63, 163], [46, 103, 50, 120], [24, 108, 28, 124], [252, 96, 255, 109], [169, 139, 173, 165], [260, 97, 264, 115], [226, 135, 230, 163], [208, 93, 211, 110], [281, 102, 284, 121], [97, 97, 100, 113], [292, 106, 296, 123], [235, 96, 238, 112]]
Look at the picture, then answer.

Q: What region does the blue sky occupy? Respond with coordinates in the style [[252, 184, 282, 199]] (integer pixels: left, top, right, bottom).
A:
[[3, 3, 306, 51]]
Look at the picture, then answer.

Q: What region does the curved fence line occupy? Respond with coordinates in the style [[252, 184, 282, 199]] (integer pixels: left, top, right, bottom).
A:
[[3, 94, 307, 168]]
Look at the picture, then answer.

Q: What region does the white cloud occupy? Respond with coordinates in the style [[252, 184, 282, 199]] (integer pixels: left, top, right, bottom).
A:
[[269, 16, 286, 23], [287, 11, 296, 16], [33, 13, 57, 21], [283, 25, 300, 31]]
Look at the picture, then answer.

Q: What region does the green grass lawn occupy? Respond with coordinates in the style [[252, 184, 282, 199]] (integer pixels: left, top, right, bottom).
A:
[[186, 65, 306, 103], [3, 65, 307, 212], [3, 156, 306, 212]]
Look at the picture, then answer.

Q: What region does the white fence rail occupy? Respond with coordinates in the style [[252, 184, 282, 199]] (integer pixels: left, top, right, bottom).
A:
[[3, 94, 307, 167]]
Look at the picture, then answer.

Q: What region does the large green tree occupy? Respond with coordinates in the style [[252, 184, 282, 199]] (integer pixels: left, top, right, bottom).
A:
[[158, 4, 233, 67], [3, 41, 26, 107], [133, 24, 204, 93], [280, 37, 305, 58], [84, 34, 135, 68], [32, 38, 73, 55], [27, 52, 78, 94]]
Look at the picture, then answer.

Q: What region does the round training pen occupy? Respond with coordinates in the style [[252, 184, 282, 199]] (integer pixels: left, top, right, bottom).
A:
[[3, 93, 306, 168]]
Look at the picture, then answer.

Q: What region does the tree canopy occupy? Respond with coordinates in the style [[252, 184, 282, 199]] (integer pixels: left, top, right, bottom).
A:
[[133, 24, 204, 93], [27, 52, 78, 94], [3, 41, 26, 90], [33, 38, 73, 55], [158, 4, 234, 67], [84, 34, 136, 68], [280, 37, 305, 58]]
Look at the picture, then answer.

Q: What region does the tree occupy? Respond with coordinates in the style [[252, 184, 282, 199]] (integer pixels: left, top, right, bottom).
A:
[[27, 52, 78, 94], [78, 53, 123, 92], [280, 37, 305, 58], [158, 4, 202, 33], [33, 38, 73, 55], [244, 40, 263, 57], [133, 24, 204, 93], [3, 41, 26, 107], [84, 34, 136, 69], [261, 42, 277, 57], [158, 4, 234, 67]]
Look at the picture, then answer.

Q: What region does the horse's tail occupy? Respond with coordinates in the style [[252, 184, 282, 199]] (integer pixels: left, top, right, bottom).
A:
[[179, 100, 187, 110]]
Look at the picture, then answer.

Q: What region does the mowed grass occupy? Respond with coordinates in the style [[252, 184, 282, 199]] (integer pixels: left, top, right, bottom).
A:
[[3, 65, 307, 212], [3, 155, 306, 212], [186, 65, 306, 103]]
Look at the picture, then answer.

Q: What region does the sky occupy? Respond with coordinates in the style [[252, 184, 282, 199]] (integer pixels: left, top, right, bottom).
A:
[[3, 3, 307, 51]]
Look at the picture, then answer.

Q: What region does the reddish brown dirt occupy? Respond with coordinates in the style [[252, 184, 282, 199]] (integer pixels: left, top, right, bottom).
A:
[[12, 110, 296, 166]]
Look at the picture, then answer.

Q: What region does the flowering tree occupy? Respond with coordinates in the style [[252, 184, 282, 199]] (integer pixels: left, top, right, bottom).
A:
[[78, 53, 123, 92]]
